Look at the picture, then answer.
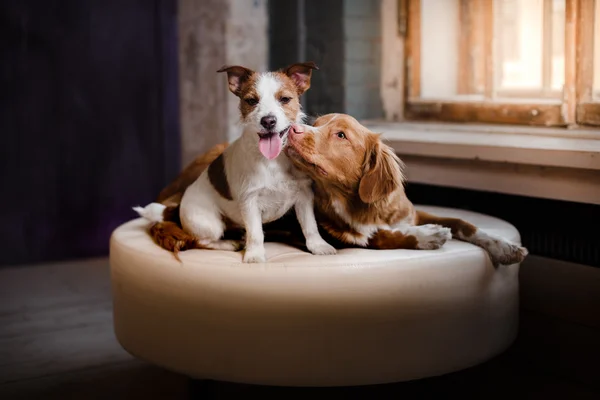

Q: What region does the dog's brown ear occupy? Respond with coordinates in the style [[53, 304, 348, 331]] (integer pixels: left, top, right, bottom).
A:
[[282, 61, 319, 94], [217, 65, 254, 96], [358, 135, 404, 204]]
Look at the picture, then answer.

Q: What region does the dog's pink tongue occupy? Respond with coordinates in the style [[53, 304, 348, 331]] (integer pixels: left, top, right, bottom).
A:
[[258, 135, 282, 160]]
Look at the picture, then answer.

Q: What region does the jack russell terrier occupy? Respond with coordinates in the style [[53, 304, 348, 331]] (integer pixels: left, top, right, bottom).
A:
[[135, 62, 336, 263]]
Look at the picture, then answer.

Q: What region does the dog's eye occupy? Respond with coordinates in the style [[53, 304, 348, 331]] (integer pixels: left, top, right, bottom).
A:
[[336, 132, 346, 139], [245, 98, 258, 106], [279, 97, 292, 104]]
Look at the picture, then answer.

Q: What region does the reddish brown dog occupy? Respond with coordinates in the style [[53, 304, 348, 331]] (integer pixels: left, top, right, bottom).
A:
[[148, 114, 527, 266], [284, 114, 528, 265]]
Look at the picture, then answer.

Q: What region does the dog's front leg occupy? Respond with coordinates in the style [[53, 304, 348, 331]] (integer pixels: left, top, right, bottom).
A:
[[415, 210, 528, 266], [295, 189, 337, 256], [241, 197, 266, 263]]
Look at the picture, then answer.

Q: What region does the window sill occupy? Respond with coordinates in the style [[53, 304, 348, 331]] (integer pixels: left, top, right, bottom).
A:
[[362, 120, 600, 170], [361, 120, 600, 205]]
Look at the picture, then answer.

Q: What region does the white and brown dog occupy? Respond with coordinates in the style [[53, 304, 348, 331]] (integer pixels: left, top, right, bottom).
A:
[[135, 62, 336, 263]]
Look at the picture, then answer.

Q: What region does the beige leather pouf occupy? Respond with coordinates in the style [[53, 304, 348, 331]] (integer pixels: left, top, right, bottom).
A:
[[110, 205, 521, 387]]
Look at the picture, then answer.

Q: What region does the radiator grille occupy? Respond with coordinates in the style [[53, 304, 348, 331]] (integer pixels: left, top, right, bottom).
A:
[[405, 183, 600, 268]]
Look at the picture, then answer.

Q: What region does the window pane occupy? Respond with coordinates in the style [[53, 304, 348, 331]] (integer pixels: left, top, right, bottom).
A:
[[495, 0, 543, 92], [550, 0, 565, 92], [417, 0, 565, 101], [420, 0, 460, 99], [594, 0, 600, 99], [494, 0, 564, 98]]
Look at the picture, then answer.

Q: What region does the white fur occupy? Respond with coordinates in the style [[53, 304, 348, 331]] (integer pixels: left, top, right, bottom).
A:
[[329, 198, 452, 250], [171, 72, 334, 262], [328, 195, 523, 262], [393, 224, 452, 250], [133, 203, 166, 223], [331, 199, 382, 246]]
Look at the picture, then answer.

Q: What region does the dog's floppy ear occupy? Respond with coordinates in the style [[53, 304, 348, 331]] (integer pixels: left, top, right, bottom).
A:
[[282, 61, 319, 95], [358, 135, 404, 204], [217, 65, 254, 96]]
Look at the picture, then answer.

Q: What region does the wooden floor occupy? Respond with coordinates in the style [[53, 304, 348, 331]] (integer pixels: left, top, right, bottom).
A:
[[0, 258, 598, 399]]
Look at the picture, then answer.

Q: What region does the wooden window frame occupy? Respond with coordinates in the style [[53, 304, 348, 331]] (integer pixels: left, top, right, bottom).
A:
[[401, 0, 600, 127]]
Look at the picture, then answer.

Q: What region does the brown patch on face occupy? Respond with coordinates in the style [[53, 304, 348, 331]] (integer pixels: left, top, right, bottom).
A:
[[237, 73, 261, 119], [415, 211, 477, 238], [208, 153, 233, 201], [274, 73, 301, 123], [217, 65, 261, 120], [368, 230, 419, 250]]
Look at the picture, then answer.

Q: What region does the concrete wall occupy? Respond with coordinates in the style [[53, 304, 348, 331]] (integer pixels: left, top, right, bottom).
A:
[[178, 0, 268, 166], [343, 0, 383, 120], [269, 0, 383, 120], [225, 1, 269, 141], [304, 0, 346, 117], [178, 0, 386, 167]]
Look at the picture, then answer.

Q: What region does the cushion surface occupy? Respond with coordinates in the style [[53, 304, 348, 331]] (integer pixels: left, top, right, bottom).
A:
[[110, 205, 521, 387]]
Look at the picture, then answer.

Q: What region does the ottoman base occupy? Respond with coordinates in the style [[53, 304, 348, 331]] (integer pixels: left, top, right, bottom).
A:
[[110, 206, 522, 387]]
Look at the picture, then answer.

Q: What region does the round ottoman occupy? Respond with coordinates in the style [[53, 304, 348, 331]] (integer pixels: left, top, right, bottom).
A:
[[109, 205, 521, 387]]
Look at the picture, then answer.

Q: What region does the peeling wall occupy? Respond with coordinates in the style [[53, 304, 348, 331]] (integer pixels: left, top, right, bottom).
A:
[[343, 0, 383, 120], [178, 0, 268, 166], [380, 0, 405, 121], [225, 0, 269, 141], [269, 0, 385, 121]]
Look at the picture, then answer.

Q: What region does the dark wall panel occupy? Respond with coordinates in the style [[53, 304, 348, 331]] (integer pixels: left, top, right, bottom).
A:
[[406, 183, 600, 268], [0, 0, 180, 266], [269, 0, 345, 117]]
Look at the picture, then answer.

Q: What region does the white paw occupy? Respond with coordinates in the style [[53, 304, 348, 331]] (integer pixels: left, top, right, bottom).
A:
[[243, 246, 266, 263], [486, 236, 529, 266], [306, 238, 337, 255], [413, 224, 452, 250]]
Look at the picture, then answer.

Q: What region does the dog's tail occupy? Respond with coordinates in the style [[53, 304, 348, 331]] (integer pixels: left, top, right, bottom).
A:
[[148, 221, 202, 261], [133, 203, 167, 223], [133, 202, 202, 261]]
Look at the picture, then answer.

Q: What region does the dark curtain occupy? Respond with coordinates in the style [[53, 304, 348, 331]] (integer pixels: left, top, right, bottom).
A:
[[0, 0, 180, 266]]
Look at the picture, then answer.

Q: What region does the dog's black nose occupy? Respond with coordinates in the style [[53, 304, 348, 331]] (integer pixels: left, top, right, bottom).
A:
[[260, 115, 276, 130]]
